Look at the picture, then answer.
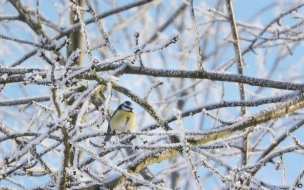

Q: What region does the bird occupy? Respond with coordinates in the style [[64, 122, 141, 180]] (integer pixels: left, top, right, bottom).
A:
[[104, 101, 135, 143]]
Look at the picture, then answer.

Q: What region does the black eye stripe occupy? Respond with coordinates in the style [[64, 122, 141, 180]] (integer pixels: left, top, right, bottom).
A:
[[123, 101, 133, 109], [122, 105, 132, 111]]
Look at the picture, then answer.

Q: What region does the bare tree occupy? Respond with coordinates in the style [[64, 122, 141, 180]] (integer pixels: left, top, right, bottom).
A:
[[1, 0, 304, 189]]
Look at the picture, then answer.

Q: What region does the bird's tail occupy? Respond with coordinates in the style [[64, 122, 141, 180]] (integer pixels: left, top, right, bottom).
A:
[[103, 134, 112, 142], [103, 125, 112, 144]]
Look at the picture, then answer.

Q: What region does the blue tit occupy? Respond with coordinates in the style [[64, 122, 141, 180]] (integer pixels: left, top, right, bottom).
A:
[[104, 101, 135, 142]]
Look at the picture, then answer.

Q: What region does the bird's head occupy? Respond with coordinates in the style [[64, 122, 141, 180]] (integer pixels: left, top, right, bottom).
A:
[[121, 101, 133, 112]]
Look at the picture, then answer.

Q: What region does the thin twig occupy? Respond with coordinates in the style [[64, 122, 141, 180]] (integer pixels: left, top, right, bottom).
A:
[[144, 80, 163, 101], [85, 0, 118, 56], [189, 0, 204, 71]]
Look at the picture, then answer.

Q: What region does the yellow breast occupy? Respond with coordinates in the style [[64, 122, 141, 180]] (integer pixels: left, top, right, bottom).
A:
[[109, 110, 135, 132]]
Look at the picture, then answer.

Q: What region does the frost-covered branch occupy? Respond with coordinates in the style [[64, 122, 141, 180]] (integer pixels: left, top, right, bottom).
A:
[[189, 0, 204, 71], [2, 64, 304, 92], [75, 144, 171, 190], [144, 80, 163, 101], [243, 3, 304, 54], [84, 0, 118, 57], [2, 1, 304, 189]]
